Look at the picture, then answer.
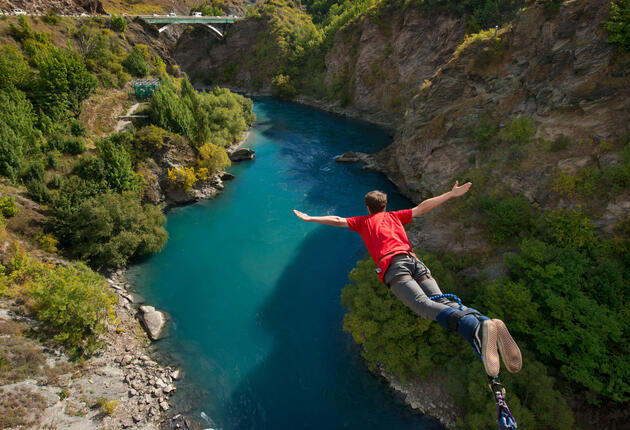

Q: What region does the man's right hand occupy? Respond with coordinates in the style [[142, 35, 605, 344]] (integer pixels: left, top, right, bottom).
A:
[[293, 210, 311, 222]]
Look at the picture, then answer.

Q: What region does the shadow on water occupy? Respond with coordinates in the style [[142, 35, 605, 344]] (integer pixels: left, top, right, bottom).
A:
[[220, 225, 443, 430]]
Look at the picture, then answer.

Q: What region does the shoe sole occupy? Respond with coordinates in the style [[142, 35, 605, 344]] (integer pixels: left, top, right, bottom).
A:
[[481, 319, 500, 377], [493, 319, 522, 373]]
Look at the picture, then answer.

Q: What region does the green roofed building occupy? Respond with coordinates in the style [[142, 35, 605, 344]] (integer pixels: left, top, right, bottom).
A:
[[132, 79, 160, 98]]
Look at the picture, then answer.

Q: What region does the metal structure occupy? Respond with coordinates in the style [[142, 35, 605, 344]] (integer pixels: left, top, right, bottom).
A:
[[132, 78, 160, 99], [139, 15, 237, 37]]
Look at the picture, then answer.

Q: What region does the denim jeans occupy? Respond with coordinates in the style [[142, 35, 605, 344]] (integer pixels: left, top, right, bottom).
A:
[[383, 253, 467, 320]]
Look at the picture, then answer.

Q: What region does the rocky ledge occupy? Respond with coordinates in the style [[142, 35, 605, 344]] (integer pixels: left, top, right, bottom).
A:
[[380, 368, 461, 429]]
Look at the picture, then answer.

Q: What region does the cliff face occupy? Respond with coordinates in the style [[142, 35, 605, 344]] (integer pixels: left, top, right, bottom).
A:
[[383, 0, 629, 201], [323, 9, 465, 126]]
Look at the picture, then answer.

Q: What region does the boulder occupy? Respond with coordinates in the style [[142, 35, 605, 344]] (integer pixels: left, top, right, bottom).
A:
[[229, 148, 255, 162], [140, 307, 169, 341]]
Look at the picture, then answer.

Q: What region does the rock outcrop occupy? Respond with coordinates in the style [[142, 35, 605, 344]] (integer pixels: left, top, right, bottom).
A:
[[139, 305, 169, 341], [228, 147, 255, 161]]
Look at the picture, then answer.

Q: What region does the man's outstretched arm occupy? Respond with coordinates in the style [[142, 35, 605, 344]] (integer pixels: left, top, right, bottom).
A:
[[293, 210, 349, 227], [411, 181, 472, 217]]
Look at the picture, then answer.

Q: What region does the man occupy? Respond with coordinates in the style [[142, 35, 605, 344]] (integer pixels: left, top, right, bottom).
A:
[[293, 181, 521, 376]]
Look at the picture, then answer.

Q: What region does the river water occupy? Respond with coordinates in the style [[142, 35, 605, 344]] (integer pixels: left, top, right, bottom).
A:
[[127, 98, 441, 430]]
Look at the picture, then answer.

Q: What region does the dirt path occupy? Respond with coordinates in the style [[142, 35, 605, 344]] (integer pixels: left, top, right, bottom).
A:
[[115, 103, 141, 132]]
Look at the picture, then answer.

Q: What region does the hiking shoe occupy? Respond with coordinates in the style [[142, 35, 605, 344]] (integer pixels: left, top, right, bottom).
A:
[[493, 319, 522, 373], [458, 314, 500, 377]]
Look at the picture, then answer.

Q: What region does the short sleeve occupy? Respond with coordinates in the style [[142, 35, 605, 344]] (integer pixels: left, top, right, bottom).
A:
[[392, 209, 413, 225], [346, 216, 365, 232]]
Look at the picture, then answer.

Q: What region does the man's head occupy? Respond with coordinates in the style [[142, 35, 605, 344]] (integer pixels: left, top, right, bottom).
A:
[[365, 190, 387, 214]]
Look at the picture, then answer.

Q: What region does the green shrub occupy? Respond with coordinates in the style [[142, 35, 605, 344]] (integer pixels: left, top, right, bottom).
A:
[[95, 398, 118, 415], [479, 194, 534, 242], [549, 134, 571, 151], [63, 191, 167, 268], [111, 15, 126, 32], [4, 245, 116, 356], [46, 151, 60, 170], [499, 116, 536, 145], [48, 174, 62, 189], [271, 74, 297, 99], [26, 179, 51, 203], [604, 0, 630, 51], [542, 209, 595, 249], [474, 120, 498, 148], [42, 9, 61, 25], [122, 46, 150, 78], [197, 142, 231, 173], [0, 196, 18, 218], [64, 137, 87, 155], [70, 119, 87, 137]]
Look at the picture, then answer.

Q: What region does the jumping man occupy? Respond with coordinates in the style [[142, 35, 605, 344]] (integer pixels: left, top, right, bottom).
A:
[[293, 181, 522, 376]]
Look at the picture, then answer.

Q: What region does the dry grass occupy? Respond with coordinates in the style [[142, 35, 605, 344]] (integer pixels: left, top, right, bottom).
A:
[[101, 0, 198, 15], [80, 88, 131, 137], [0, 386, 48, 429]]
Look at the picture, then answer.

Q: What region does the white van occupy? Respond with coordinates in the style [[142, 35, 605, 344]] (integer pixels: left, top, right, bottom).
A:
[[192, 11, 202, 17]]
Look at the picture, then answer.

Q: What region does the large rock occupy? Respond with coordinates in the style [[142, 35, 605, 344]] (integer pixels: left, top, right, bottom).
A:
[[229, 148, 255, 162], [139, 306, 169, 341]]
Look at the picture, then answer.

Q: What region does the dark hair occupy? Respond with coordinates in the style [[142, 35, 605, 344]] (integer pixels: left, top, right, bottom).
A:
[[365, 190, 387, 213]]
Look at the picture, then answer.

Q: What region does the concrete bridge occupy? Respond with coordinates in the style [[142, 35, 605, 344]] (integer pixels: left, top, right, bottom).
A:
[[139, 15, 238, 37]]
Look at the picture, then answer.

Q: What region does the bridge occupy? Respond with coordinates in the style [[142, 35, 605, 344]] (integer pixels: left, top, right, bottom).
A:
[[139, 15, 238, 37]]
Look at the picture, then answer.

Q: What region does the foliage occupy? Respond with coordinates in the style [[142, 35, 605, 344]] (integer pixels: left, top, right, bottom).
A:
[[42, 9, 61, 25], [198, 143, 231, 173], [191, 0, 226, 16], [150, 79, 255, 147], [0, 45, 31, 90], [0, 87, 40, 182], [0, 197, 19, 218], [96, 398, 118, 415], [604, 0, 630, 51], [94, 135, 140, 192], [549, 134, 571, 151], [26, 179, 50, 203], [122, 46, 150, 78], [38, 233, 59, 253], [271, 74, 297, 99], [3, 244, 116, 356], [111, 15, 127, 32], [167, 166, 208, 191], [70, 119, 87, 137], [499, 116, 536, 145], [478, 194, 534, 242], [61, 191, 167, 268], [343, 198, 630, 427]]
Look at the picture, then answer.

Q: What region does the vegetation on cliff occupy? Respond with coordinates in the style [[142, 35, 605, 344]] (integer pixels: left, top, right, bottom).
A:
[[0, 13, 254, 363], [342, 130, 630, 428]]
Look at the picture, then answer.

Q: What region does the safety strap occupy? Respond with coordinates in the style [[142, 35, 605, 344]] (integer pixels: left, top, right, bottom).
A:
[[488, 376, 518, 430]]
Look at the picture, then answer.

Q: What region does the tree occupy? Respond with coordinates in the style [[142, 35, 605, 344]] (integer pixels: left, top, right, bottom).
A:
[[65, 191, 167, 268]]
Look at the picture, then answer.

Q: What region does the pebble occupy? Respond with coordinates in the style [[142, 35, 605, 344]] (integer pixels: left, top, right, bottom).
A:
[[160, 401, 169, 411]]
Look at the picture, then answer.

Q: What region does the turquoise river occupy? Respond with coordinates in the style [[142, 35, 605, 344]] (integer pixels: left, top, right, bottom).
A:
[[127, 98, 441, 430]]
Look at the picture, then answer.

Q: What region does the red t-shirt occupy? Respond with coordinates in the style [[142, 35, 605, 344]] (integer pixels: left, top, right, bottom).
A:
[[346, 209, 414, 283]]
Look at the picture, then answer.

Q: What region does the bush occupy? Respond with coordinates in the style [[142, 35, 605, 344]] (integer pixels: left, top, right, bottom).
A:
[[0, 196, 19, 218], [38, 233, 58, 253], [549, 134, 571, 151], [111, 15, 126, 32], [271, 74, 297, 99], [604, 0, 630, 51], [42, 9, 61, 25], [96, 398, 118, 415], [70, 119, 87, 137], [63, 191, 167, 268], [4, 245, 116, 356], [26, 179, 50, 203], [197, 143, 230, 173], [479, 195, 534, 242], [122, 46, 150, 78], [64, 136, 87, 155], [499, 116, 536, 145]]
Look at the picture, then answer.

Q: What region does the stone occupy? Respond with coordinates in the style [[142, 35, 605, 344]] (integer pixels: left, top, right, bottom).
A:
[[140, 307, 169, 341], [229, 148, 255, 162], [57, 373, 72, 388], [163, 384, 176, 393], [221, 172, 236, 180], [160, 401, 170, 411], [170, 369, 182, 380], [129, 389, 138, 397], [121, 354, 133, 365]]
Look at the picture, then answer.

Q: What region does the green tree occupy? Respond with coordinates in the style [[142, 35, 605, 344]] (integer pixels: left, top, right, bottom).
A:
[[604, 0, 630, 50], [122, 46, 150, 77], [64, 191, 167, 268]]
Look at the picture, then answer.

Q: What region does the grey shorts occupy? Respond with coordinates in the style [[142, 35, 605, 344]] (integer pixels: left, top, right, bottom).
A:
[[383, 253, 431, 287]]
